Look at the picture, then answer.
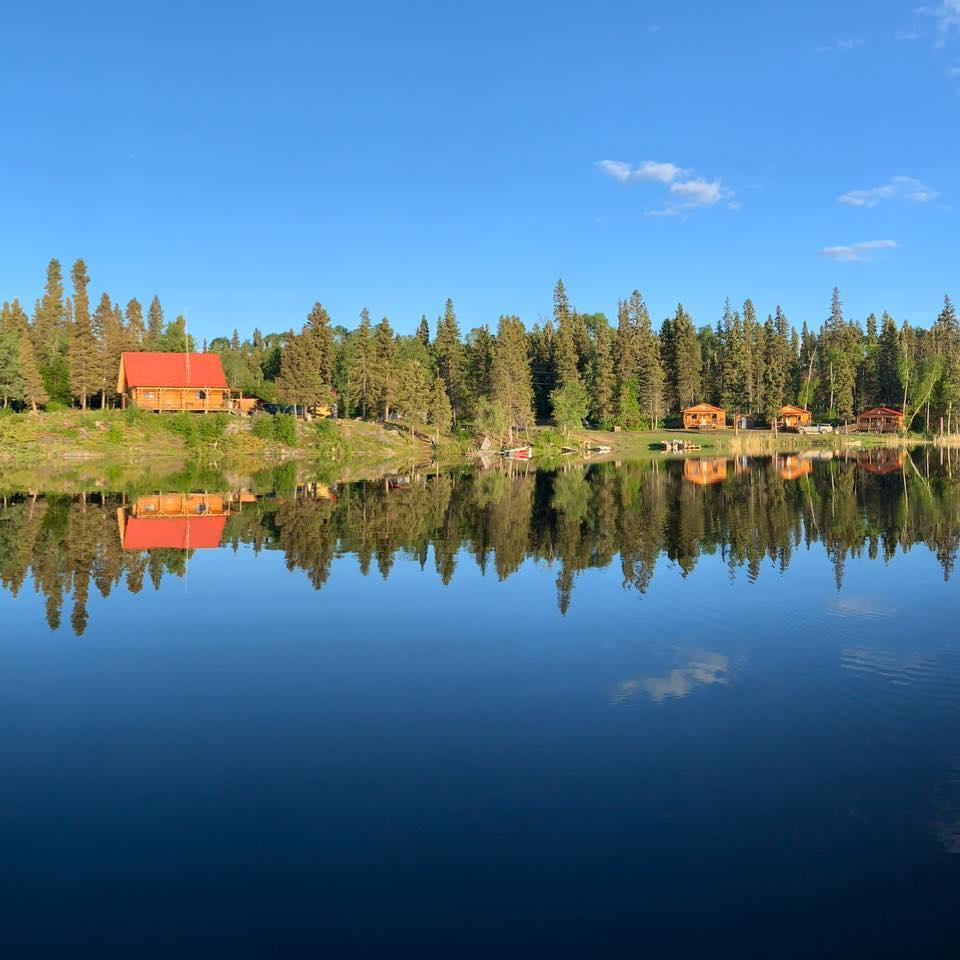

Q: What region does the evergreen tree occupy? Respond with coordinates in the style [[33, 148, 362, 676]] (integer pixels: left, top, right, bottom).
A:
[[434, 299, 465, 421], [589, 315, 615, 426], [663, 303, 701, 412], [125, 298, 145, 348], [394, 358, 431, 435], [371, 316, 397, 419], [491, 314, 535, 442], [552, 279, 580, 387], [761, 310, 789, 427], [429, 376, 453, 442], [464, 325, 495, 414], [68, 259, 97, 408], [32, 259, 69, 403], [417, 314, 431, 347], [346, 308, 374, 418], [146, 296, 164, 347]]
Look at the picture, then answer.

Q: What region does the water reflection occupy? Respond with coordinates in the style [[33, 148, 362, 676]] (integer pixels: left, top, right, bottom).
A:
[[3, 448, 960, 634]]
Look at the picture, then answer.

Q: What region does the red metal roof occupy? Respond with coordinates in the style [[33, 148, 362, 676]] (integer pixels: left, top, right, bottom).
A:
[[122, 516, 226, 550], [121, 352, 228, 389], [858, 407, 904, 418]]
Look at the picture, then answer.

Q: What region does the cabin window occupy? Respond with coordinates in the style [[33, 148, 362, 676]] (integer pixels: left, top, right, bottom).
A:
[[197, 390, 207, 400], [143, 390, 157, 399]]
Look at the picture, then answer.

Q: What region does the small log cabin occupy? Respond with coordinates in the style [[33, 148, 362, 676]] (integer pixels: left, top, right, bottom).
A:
[[683, 457, 728, 485], [683, 403, 726, 430], [856, 406, 905, 433], [118, 352, 230, 412], [778, 405, 811, 430]]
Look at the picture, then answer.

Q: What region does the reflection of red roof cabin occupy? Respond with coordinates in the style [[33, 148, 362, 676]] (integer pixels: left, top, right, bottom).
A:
[[856, 451, 905, 475], [117, 352, 230, 412], [120, 516, 227, 550], [116, 492, 233, 549]]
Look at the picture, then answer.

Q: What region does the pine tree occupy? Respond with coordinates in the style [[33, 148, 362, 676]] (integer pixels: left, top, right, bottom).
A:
[[371, 316, 397, 419], [0, 301, 25, 407], [761, 311, 788, 427], [125, 299, 145, 348], [394, 358, 431, 435], [664, 303, 701, 411], [16, 308, 49, 411], [491, 314, 535, 442], [552, 279, 579, 387], [31, 259, 69, 403], [101, 301, 125, 407], [428, 376, 453, 442], [146, 296, 164, 347], [434, 299, 465, 421], [68, 259, 97, 408], [417, 314, 431, 347], [346, 308, 374, 418], [589, 316, 615, 426]]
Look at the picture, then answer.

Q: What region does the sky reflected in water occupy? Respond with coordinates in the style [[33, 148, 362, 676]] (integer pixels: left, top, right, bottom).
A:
[[2, 451, 960, 955]]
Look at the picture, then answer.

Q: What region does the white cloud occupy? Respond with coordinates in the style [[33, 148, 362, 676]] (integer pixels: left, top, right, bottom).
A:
[[669, 177, 723, 204], [596, 159, 688, 184], [919, 1, 960, 46], [598, 159, 734, 215], [896, 28, 922, 40], [819, 239, 897, 262], [838, 175, 938, 207], [816, 36, 864, 52]]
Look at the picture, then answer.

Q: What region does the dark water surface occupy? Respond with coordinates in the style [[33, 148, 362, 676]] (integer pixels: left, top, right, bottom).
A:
[[2, 450, 960, 956]]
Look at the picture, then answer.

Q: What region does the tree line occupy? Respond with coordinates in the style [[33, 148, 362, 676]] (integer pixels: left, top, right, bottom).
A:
[[3, 258, 958, 435]]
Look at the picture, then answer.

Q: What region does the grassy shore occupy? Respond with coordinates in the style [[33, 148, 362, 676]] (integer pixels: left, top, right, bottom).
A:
[[0, 409, 437, 474], [0, 409, 934, 485]]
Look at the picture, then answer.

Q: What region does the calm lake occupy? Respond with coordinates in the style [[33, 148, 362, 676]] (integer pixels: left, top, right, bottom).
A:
[[2, 450, 960, 956]]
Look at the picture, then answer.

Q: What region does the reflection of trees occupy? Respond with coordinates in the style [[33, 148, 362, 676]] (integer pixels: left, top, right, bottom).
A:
[[4, 449, 960, 634]]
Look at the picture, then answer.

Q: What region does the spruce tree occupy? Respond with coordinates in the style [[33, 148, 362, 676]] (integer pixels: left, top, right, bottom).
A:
[[491, 314, 535, 442], [68, 259, 97, 408], [146, 296, 164, 347], [417, 314, 431, 347], [589, 316, 615, 426], [552, 279, 579, 387], [125, 299, 145, 348], [371, 316, 397, 419], [346, 308, 373, 418], [433, 299, 465, 421], [665, 303, 701, 412], [428, 376, 453, 442]]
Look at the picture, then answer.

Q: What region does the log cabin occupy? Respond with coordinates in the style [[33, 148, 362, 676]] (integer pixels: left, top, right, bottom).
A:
[[778, 405, 811, 430], [856, 407, 905, 434], [682, 403, 726, 430], [117, 352, 231, 412]]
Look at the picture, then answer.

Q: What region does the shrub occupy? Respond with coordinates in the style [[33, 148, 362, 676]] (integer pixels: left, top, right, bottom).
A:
[[251, 412, 298, 447]]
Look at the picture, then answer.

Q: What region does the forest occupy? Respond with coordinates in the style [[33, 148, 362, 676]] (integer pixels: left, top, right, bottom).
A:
[[2, 258, 959, 437]]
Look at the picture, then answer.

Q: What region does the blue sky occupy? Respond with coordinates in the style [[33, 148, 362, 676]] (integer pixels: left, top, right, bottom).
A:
[[1, 1, 958, 340]]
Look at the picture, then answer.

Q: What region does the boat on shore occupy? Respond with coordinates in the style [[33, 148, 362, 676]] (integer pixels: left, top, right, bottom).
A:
[[502, 446, 533, 460]]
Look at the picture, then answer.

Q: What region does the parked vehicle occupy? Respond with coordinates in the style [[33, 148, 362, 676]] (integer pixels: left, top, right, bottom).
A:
[[797, 423, 833, 435]]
